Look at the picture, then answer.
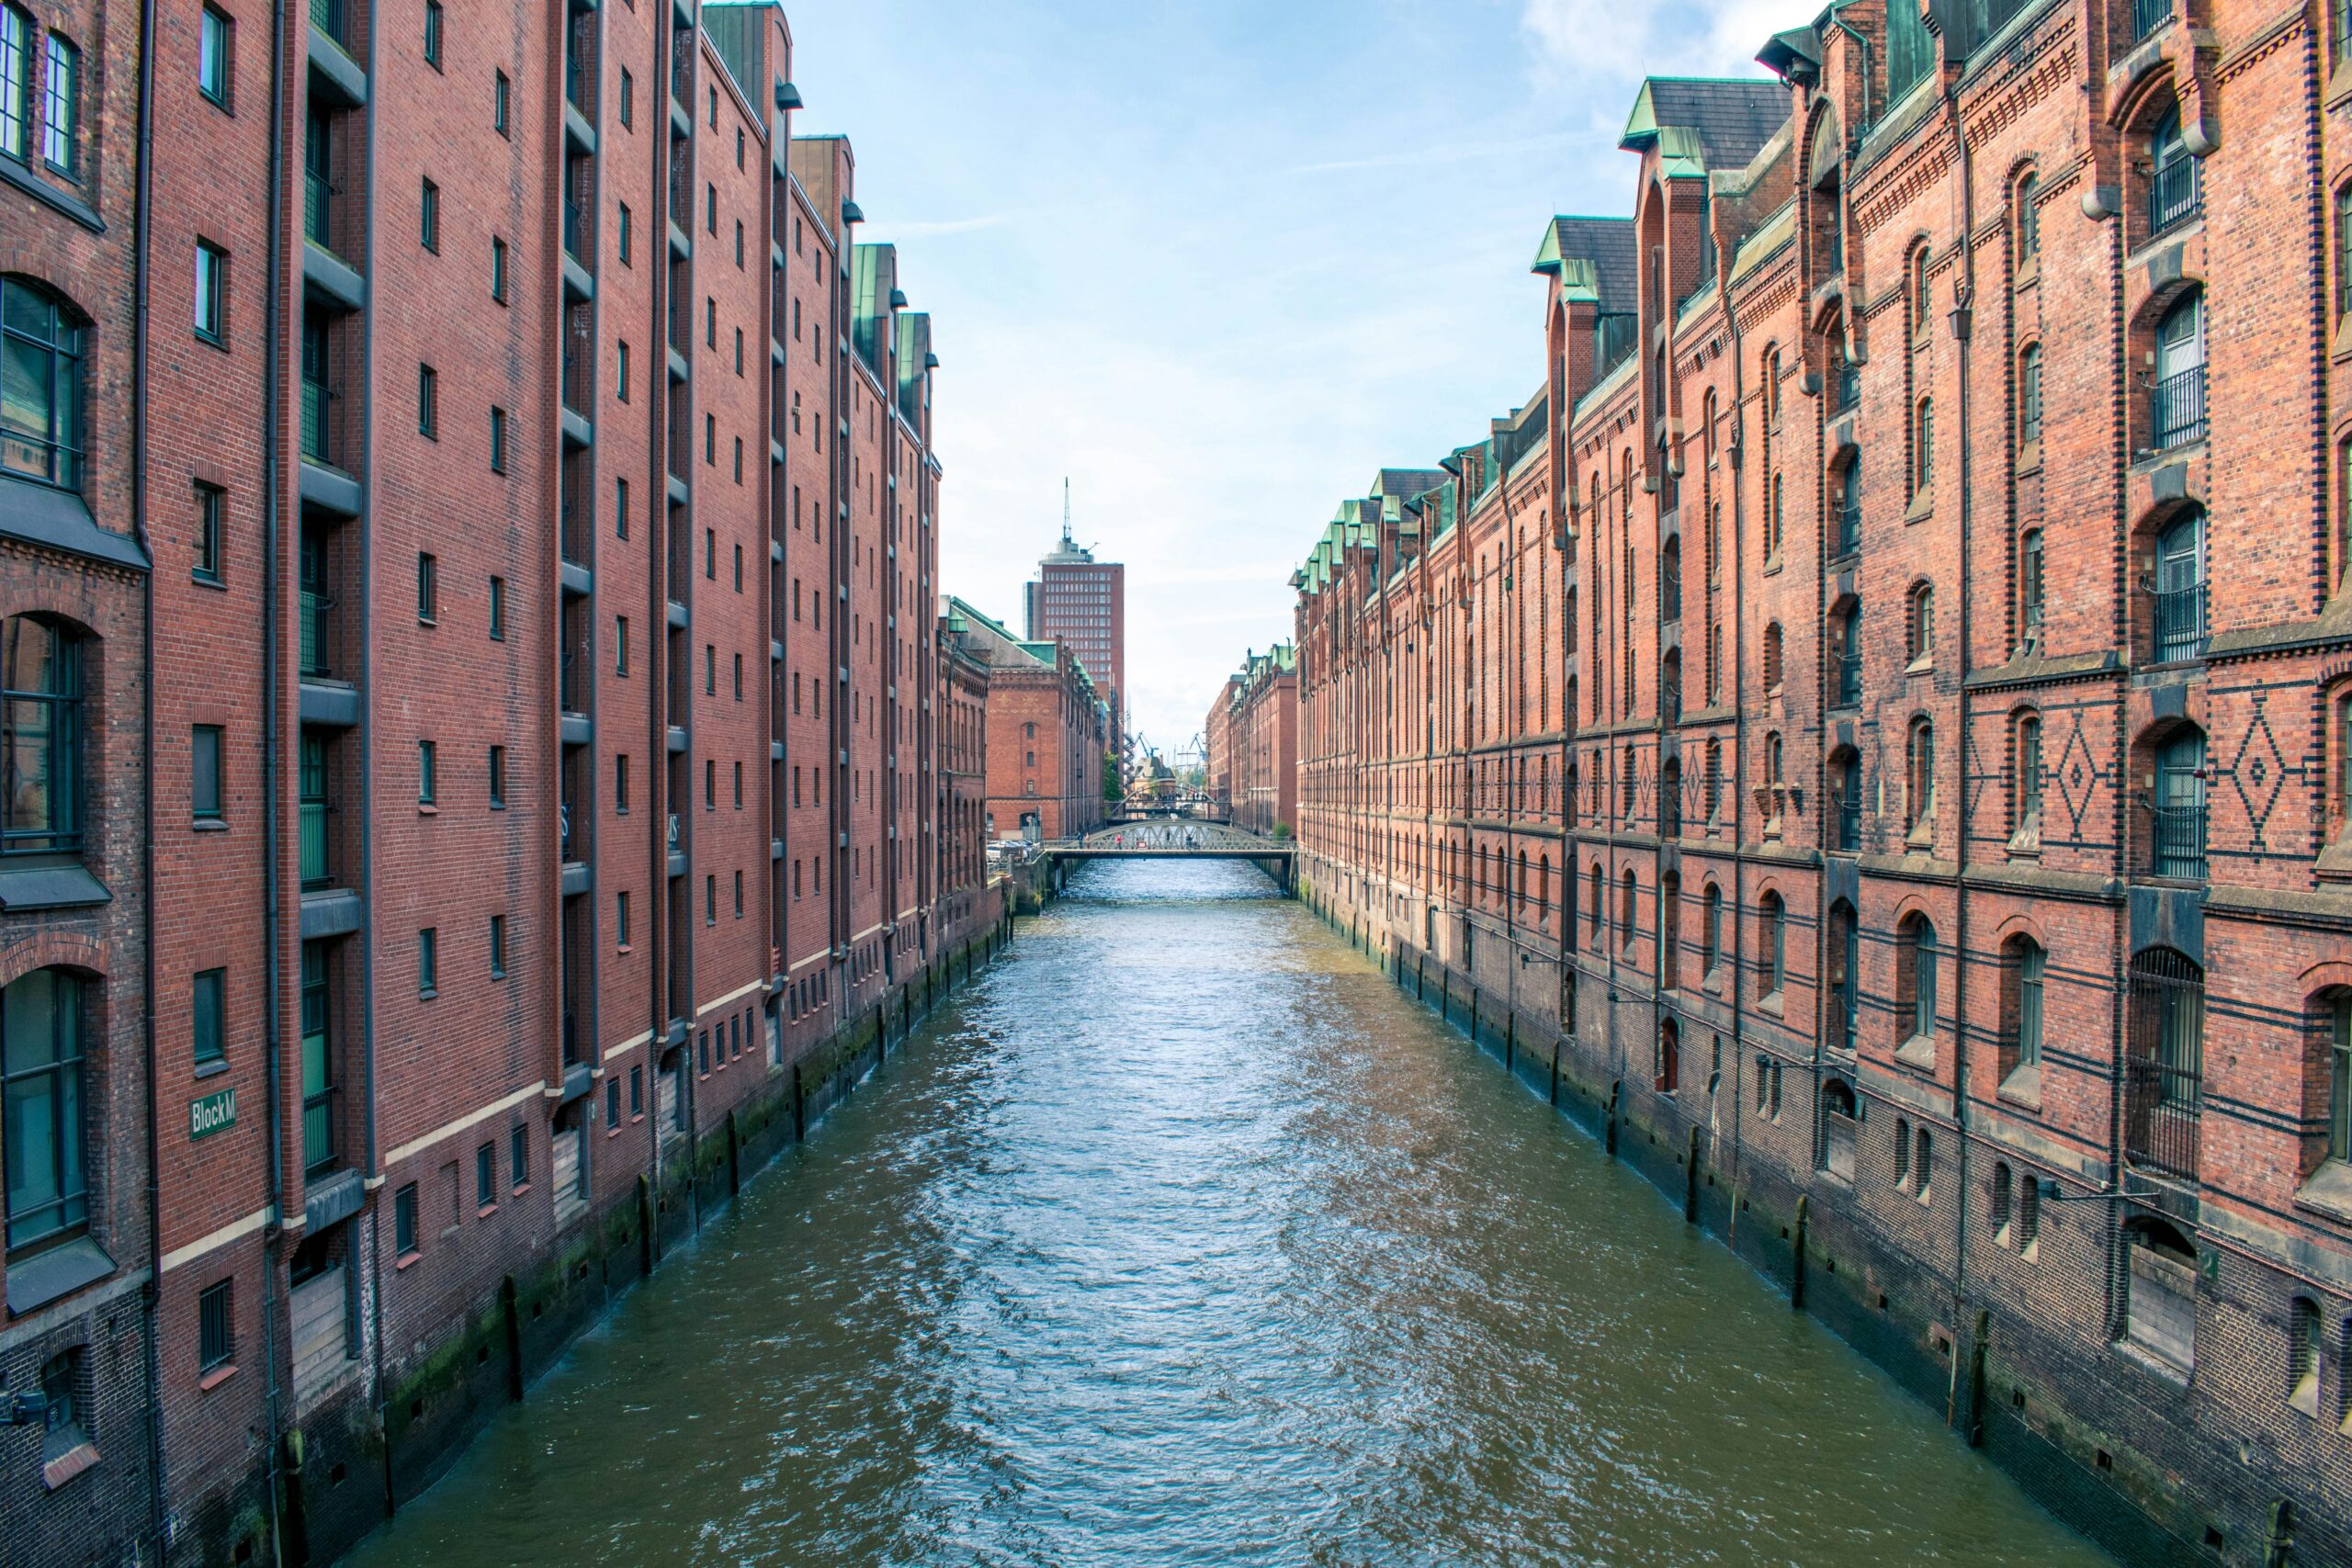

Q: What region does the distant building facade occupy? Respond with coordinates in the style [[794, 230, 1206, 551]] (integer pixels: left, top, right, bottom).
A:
[[951, 598, 1107, 841], [1023, 522, 1125, 744], [1223, 648, 1296, 837]]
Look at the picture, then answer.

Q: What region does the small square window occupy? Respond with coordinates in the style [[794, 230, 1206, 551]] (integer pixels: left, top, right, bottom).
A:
[[509, 1123, 527, 1189], [193, 481, 224, 581], [394, 1182, 419, 1256], [420, 179, 440, 253], [489, 913, 507, 978], [489, 744, 507, 807], [195, 241, 228, 344], [418, 363, 437, 437], [476, 1142, 495, 1209], [193, 724, 224, 819], [198, 1279, 234, 1372], [424, 1, 443, 69], [418, 552, 438, 621], [199, 6, 233, 107], [418, 739, 436, 804], [419, 927, 439, 995], [494, 70, 511, 135], [489, 575, 506, 640], [193, 966, 226, 1064], [490, 407, 508, 472]]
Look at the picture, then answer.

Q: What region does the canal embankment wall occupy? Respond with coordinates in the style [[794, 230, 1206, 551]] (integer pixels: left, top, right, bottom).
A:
[[1291, 852, 2291, 1568], [257, 885, 1018, 1568]]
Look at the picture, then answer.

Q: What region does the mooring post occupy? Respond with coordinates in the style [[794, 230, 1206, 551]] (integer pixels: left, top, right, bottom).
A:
[[1416, 953, 1426, 1000], [1504, 1011, 1515, 1075], [1684, 1125, 1702, 1223], [1548, 1040, 1560, 1106], [791, 1062, 805, 1143], [637, 1174, 655, 1274], [1605, 1078, 1621, 1157], [501, 1275, 526, 1402], [1792, 1195, 1811, 1310], [726, 1109, 741, 1196], [1964, 1307, 1990, 1447]]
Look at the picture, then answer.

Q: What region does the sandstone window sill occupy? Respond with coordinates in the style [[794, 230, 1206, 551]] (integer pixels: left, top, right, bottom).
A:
[[1904, 491, 1934, 525], [2291, 1159, 2352, 1226], [1894, 1036, 1938, 1074], [2112, 1337, 2192, 1393], [1762, 553, 1783, 578], [41, 1440, 97, 1492], [1905, 656, 1933, 677], [1997, 1062, 2043, 1111], [1758, 991, 1785, 1018], [198, 1363, 238, 1393], [396, 1251, 423, 1271], [2016, 443, 2041, 476]]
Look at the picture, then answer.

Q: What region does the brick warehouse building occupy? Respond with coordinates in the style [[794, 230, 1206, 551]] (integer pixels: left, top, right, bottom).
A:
[[948, 595, 1107, 842], [1203, 672, 1237, 814], [1022, 517, 1125, 749], [1216, 646, 1296, 837], [0, 3, 1000, 1564], [1264, 1, 2352, 1561]]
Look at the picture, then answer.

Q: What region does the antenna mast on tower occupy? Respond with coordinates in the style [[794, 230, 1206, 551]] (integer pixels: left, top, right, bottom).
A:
[[1061, 477, 1071, 545]]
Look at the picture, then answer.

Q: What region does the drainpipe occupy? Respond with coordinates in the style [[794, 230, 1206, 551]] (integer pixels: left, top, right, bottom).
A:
[[1940, 69, 1982, 1424], [256, 1, 292, 1560], [1720, 221, 1752, 1209], [131, 0, 168, 1552]]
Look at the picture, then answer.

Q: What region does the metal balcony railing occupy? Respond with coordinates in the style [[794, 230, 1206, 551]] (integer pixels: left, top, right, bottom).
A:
[[302, 1084, 337, 1176], [667, 812, 681, 852], [2151, 802, 2208, 879], [560, 799, 575, 858], [560, 650, 582, 715], [1834, 362, 1860, 414], [564, 197, 584, 262], [2132, 0, 2170, 41], [311, 0, 345, 48], [304, 172, 333, 250], [2152, 580, 2208, 660], [2124, 951, 2202, 1179], [2150, 364, 2206, 449], [2149, 154, 2199, 234], [671, 31, 694, 107], [1835, 651, 1862, 707], [1837, 795, 1861, 851], [2124, 1067, 2199, 1180], [299, 801, 332, 886], [300, 590, 328, 678], [1836, 500, 1861, 556], [300, 379, 331, 465], [1660, 673, 1680, 726]]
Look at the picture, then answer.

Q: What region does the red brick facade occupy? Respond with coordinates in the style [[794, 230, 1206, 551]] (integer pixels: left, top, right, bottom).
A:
[[0, 5, 1001, 1563], [1216, 648, 1295, 837], [1272, 6, 2352, 1561], [950, 596, 1105, 842]]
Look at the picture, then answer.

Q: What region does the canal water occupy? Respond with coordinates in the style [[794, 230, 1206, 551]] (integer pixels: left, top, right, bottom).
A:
[[346, 860, 2109, 1567]]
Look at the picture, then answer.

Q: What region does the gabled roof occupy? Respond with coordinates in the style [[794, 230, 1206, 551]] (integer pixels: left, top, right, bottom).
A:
[[1531, 217, 1638, 313], [1618, 77, 1789, 173], [1372, 468, 1448, 502]]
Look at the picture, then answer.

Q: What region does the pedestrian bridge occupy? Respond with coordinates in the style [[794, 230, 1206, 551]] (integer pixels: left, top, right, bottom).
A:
[[1042, 829, 1295, 892]]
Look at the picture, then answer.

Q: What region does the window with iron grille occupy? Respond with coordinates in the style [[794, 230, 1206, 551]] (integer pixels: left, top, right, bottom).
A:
[[199, 1280, 233, 1371], [2125, 948, 2204, 1179]]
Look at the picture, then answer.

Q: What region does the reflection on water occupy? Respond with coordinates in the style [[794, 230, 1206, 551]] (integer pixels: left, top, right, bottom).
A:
[[346, 859, 2108, 1567]]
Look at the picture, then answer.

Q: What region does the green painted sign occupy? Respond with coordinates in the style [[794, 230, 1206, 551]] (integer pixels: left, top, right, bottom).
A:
[[189, 1087, 237, 1141]]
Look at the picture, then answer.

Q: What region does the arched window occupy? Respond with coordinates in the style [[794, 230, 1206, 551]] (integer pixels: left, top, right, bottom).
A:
[[1911, 248, 1932, 335], [2, 615, 84, 855], [2122, 1216, 2198, 1371], [2017, 1171, 2041, 1254], [1894, 1116, 1913, 1186], [1659, 756, 1680, 838], [1702, 884, 1723, 975], [2312, 990, 2349, 1175], [1914, 398, 1935, 493], [2125, 947, 2205, 1179], [2014, 714, 2043, 839], [2015, 172, 2041, 265], [2003, 936, 2047, 1090], [1589, 863, 1603, 941], [2018, 528, 2045, 639], [1907, 717, 1936, 833], [2152, 290, 2206, 448], [0, 276, 86, 491], [2147, 108, 2200, 235], [1820, 1078, 1858, 1179], [1762, 621, 1784, 691], [1907, 582, 1935, 665], [2290, 1297, 2323, 1415], [1658, 872, 1680, 989], [1897, 915, 1938, 1048], [1759, 891, 1786, 997], [2337, 182, 2352, 326], [1827, 899, 1859, 1052], [1704, 739, 1722, 824], [2152, 725, 2208, 877], [1656, 1018, 1680, 1093], [2017, 344, 2042, 447], [1991, 1163, 2015, 1246], [1, 968, 89, 1251], [1768, 470, 1784, 558], [1618, 868, 1637, 954]]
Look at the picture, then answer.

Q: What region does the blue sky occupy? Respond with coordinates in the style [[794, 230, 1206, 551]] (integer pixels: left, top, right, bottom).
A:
[[785, 0, 1785, 760]]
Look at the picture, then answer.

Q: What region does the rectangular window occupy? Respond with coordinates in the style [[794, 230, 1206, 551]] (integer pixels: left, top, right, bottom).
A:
[[199, 6, 232, 107], [732, 759, 741, 807], [193, 966, 226, 1065], [41, 34, 75, 176], [614, 752, 629, 810], [0, 8, 27, 162], [705, 296, 716, 347], [489, 406, 507, 472], [195, 242, 228, 344], [733, 869, 743, 916], [475, 1142, 495, 1209], [705, 412, 715, 464], [489, 914, 506, 978], [489, 575, 506, 640], [394, 1182, 419, 1256], [493, 69, 510, 135], [616, 476, 630, 538], [510, 1123, 526, 1189], [419, 927, 438, 995], [418, 552, 438, 621], [705, 874, 716, 925], [706, 180, 716, 233], [193, 481, 223, 581], [605, 1077, 620, 1128], [616, 888, 631, 946], [617, 341, 631, 402], [704, 757, 715, 808], [198, 1279, 233, 1372], [491, 236, 508, 301], [618, 202, 631, 265], [618, 68, 633, 127], [417, 739, 436, 804], [423, 1, 442, 68], [705, 645, 715, 694], [420, 178, 439, 252], [629, 1065, 642, 1115], [417, 363, 437, 436], [732, 653, 741, 699], [192, 724, 223, 819]]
